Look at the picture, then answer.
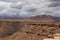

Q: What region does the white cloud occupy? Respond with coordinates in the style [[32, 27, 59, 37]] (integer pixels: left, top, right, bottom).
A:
[[0, 0, 60, 17], [0, 1, 12, 6], [10, 0, 51, 17], [11, 1, 25, 9], [0, 0, 19, 2]]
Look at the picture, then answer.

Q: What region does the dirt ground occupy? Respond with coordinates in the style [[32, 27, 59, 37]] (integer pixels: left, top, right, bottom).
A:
[[0, 20, 60, 40]]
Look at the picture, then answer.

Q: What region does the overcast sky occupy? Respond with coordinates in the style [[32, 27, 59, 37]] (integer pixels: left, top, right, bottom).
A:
[[0, 0, 60, 17]]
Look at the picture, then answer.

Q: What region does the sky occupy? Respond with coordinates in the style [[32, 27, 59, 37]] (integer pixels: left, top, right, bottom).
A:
[[0, 0, 60, 17]]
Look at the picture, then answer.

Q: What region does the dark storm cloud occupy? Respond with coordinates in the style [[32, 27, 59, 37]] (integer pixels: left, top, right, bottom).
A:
[[50, 0, 60, 2], [48, 0, 60, 7], [48, 2, 60, 7], [26, 8, 37, 12], [23, 7, 38, 13]]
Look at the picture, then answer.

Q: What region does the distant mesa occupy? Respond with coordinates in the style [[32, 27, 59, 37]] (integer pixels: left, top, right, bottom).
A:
[[27, 15, 53, 20], [27, 15, 60, 21]]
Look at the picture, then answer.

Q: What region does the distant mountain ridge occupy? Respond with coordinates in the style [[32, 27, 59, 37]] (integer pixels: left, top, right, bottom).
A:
[[27, 15, 60, 21], [0, 15, 24, 19], [0, 15, 60, 21]]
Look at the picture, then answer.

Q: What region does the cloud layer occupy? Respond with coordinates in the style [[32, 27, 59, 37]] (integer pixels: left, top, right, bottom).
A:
[[0, 0, 60, 17]]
